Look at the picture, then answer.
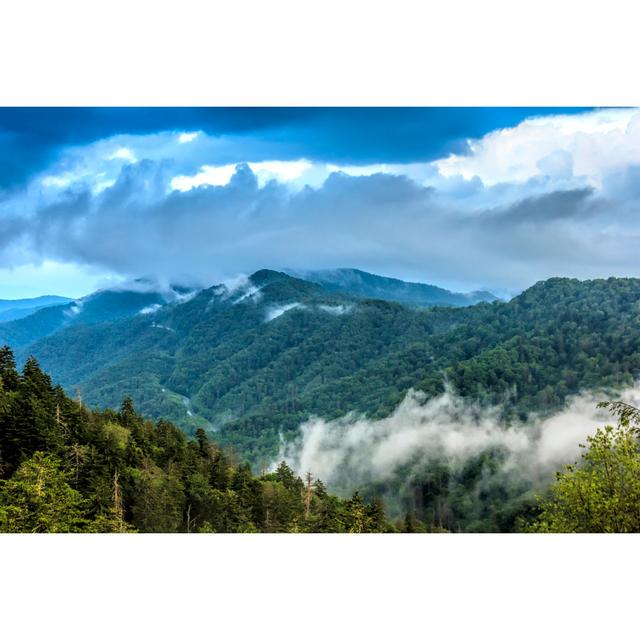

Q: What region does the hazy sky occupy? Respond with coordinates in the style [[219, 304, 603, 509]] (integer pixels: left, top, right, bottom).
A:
[[2, 106, 639, 299]]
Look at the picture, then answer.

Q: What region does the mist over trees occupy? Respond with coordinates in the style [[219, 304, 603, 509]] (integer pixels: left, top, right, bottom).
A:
[[4, 345, 640, 532], [4, 270, 640, 532], [9, 272, 640, 470]]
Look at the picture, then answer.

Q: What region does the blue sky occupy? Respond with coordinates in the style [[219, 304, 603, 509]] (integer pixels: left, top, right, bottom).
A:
[[1, 106, 639, 298]]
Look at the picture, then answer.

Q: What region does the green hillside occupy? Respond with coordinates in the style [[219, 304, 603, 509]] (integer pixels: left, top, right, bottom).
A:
[[0, 348, 388, 533], [10, 271, 640, 472]]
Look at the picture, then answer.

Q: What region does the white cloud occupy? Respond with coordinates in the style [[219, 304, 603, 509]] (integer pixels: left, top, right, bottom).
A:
[[171, 163, 237, 190], [178, 131, 200, 144], [108, 147, 137, 162], [138, 303, 162, 315], [63, 298, 85, 317], [41, 173, 75, 189], [151, 322, 174, 332], [6, 109, 640, 297], [317, 303, 353, 316], [170, 160, 436, 192], [233, 285, 263, 304], [265, 302, 304, 321], [171, 159, 316, 191], [278, 383, 640, 492], [435, 108, 640, 187], [250, 160, 313, 186]]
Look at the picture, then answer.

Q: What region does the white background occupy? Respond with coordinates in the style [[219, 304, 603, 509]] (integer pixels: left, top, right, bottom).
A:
[[2, 1, 640, 638]]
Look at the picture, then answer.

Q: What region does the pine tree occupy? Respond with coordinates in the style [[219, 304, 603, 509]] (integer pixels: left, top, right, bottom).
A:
[[131, 460, 184, 532], [88, 469, 136, 533], [195, 427, 208, 456], [0, 346, 19, 392], [314, 495, 344, 532], [0, 355, 390, 534], [0, 452, 87, 532], [345, 492, 369, 533], [367, 497, 387, 532]]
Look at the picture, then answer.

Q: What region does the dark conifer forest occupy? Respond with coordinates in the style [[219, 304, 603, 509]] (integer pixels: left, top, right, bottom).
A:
[[0, 346, 392, 533]]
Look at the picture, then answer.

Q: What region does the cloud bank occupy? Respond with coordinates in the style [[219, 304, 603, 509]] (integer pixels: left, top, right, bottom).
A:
[[2, 108, 640, 296], [277, 384, 640, 495]]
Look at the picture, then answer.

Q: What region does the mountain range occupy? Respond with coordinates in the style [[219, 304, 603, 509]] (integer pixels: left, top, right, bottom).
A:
[[0, 283, 195, 349], [3, 268, 639, 469], [292, 268, 499, 307], [0, 269, 492, 350]]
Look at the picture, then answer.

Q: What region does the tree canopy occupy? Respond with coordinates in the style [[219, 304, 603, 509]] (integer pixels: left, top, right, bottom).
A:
[[528, 402, 640, 533], [0, 349, 394, 533]]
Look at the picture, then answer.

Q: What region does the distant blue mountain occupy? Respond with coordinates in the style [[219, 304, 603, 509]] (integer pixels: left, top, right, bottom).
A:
[[0, 283, 196, 349], [0, 295, 73, 322], [291, 268, 499, 307]]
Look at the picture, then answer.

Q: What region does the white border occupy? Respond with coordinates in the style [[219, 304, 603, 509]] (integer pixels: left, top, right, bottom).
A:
[[1, 533, 638, 639], [2, 1, 639, 637], [1, 0, 638, 106]]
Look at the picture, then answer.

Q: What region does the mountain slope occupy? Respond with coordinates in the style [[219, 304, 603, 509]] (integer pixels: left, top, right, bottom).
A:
[[0, 354, 388, 533], [6, 271, 640, 466], [0, 283, 195, 349], [294, 268, 499, 307], [0, 295, 72, 322]]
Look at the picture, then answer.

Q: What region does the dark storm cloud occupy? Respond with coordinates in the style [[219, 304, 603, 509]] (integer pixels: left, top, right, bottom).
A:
[[0, 107, 592, 189], [486, 188, 597, 224]]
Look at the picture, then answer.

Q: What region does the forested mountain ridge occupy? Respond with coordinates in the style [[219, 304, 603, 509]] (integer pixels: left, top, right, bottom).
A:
[[290, 267, 499, 307], [0, 348, 389, 533], [6, 271, 640, 470], [14, 270, 364, 437]]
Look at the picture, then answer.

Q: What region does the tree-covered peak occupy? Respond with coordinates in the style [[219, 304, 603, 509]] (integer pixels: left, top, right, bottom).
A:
[[511, 276, 640, 309], [243, 270, 342, 305], [248, 269, 290, 286]]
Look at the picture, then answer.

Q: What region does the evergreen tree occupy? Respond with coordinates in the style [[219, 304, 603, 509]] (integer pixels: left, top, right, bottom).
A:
[[367, 497, 387, 532], [130, 460, 185, 532], [0, 355, 393, 534], [0, 346, 19, 392], [345, 492, 369, 533], [195, 427, 208, 457], [313, 494, 345, 533], [0, 452, 87, 532], [88, 469, 136, 533]]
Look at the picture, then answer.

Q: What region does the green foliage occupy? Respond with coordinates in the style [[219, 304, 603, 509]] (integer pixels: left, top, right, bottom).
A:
[[529, 413, 640, 533], [0, 452, 87, 532], [0, 350, 389, 533], [5, 274, 640, 533], [12, 273, 640, 469]]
